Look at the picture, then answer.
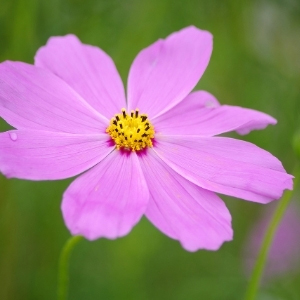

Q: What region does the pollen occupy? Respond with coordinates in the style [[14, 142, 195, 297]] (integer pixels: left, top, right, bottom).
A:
[[106, 108, 155, 151]]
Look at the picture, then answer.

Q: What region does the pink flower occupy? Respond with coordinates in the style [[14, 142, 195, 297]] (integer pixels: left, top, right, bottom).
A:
[[0, 26, 293, 251], [243, 202, 300, 281]]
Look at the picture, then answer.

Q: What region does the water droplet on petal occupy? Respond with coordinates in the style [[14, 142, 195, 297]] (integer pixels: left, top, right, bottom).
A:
[[9, 132, 18, 141], [205, 100, 217, 108]]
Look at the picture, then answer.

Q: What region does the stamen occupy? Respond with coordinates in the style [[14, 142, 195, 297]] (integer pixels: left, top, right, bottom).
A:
[[106, 108, 155, 151]]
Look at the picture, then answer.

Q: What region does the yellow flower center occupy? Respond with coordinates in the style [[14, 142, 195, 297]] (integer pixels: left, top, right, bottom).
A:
[[106, 108, 155, 151]]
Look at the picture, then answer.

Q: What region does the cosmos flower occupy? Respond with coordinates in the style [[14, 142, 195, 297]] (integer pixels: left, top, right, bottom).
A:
[[0, 26, 293, 251], [243, 202, 300, 281]]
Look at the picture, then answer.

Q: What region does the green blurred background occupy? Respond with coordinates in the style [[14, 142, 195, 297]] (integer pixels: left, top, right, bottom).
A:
[[1, 0, 300, 299]]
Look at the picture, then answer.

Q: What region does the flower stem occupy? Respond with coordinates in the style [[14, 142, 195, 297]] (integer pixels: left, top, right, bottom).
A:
[[244, 166, 299, 300], [57, 236, 83, 300]]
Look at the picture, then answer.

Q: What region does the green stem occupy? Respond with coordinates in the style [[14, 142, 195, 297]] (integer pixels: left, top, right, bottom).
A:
[[57, 236, 83, 300], [244, 166, 299, 300]]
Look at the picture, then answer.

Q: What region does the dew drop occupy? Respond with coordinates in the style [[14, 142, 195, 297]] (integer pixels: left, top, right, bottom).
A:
[[9, 132, 18, 141], [205, 100, 216, 108]]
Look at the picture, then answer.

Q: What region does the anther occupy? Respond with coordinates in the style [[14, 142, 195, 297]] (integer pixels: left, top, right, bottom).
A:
[[106, 108, 155, 151]]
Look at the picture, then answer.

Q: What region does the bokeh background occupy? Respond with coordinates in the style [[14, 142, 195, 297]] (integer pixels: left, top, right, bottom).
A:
[[1, 0, 300, 299]]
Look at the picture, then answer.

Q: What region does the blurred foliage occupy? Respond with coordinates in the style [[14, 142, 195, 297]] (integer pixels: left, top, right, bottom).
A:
[[1, 0, 300, 299]]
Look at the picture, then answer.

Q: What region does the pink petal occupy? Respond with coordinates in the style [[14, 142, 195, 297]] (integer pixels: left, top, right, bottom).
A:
[[127, 26, 213, 119], [0, 130, 113, 180], [35, 35, 126, 119], [62, 150, 149, 240], [0, 61, 107, 133], [154, 136, 293, 203], [139, 149, 233, 251], [153, 91, 276, 136]]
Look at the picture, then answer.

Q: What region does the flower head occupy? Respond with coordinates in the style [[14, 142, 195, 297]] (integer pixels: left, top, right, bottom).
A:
[[0, 26, 293, 251], [106, 108, 155, 151], [243, 202, 300, 281]]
